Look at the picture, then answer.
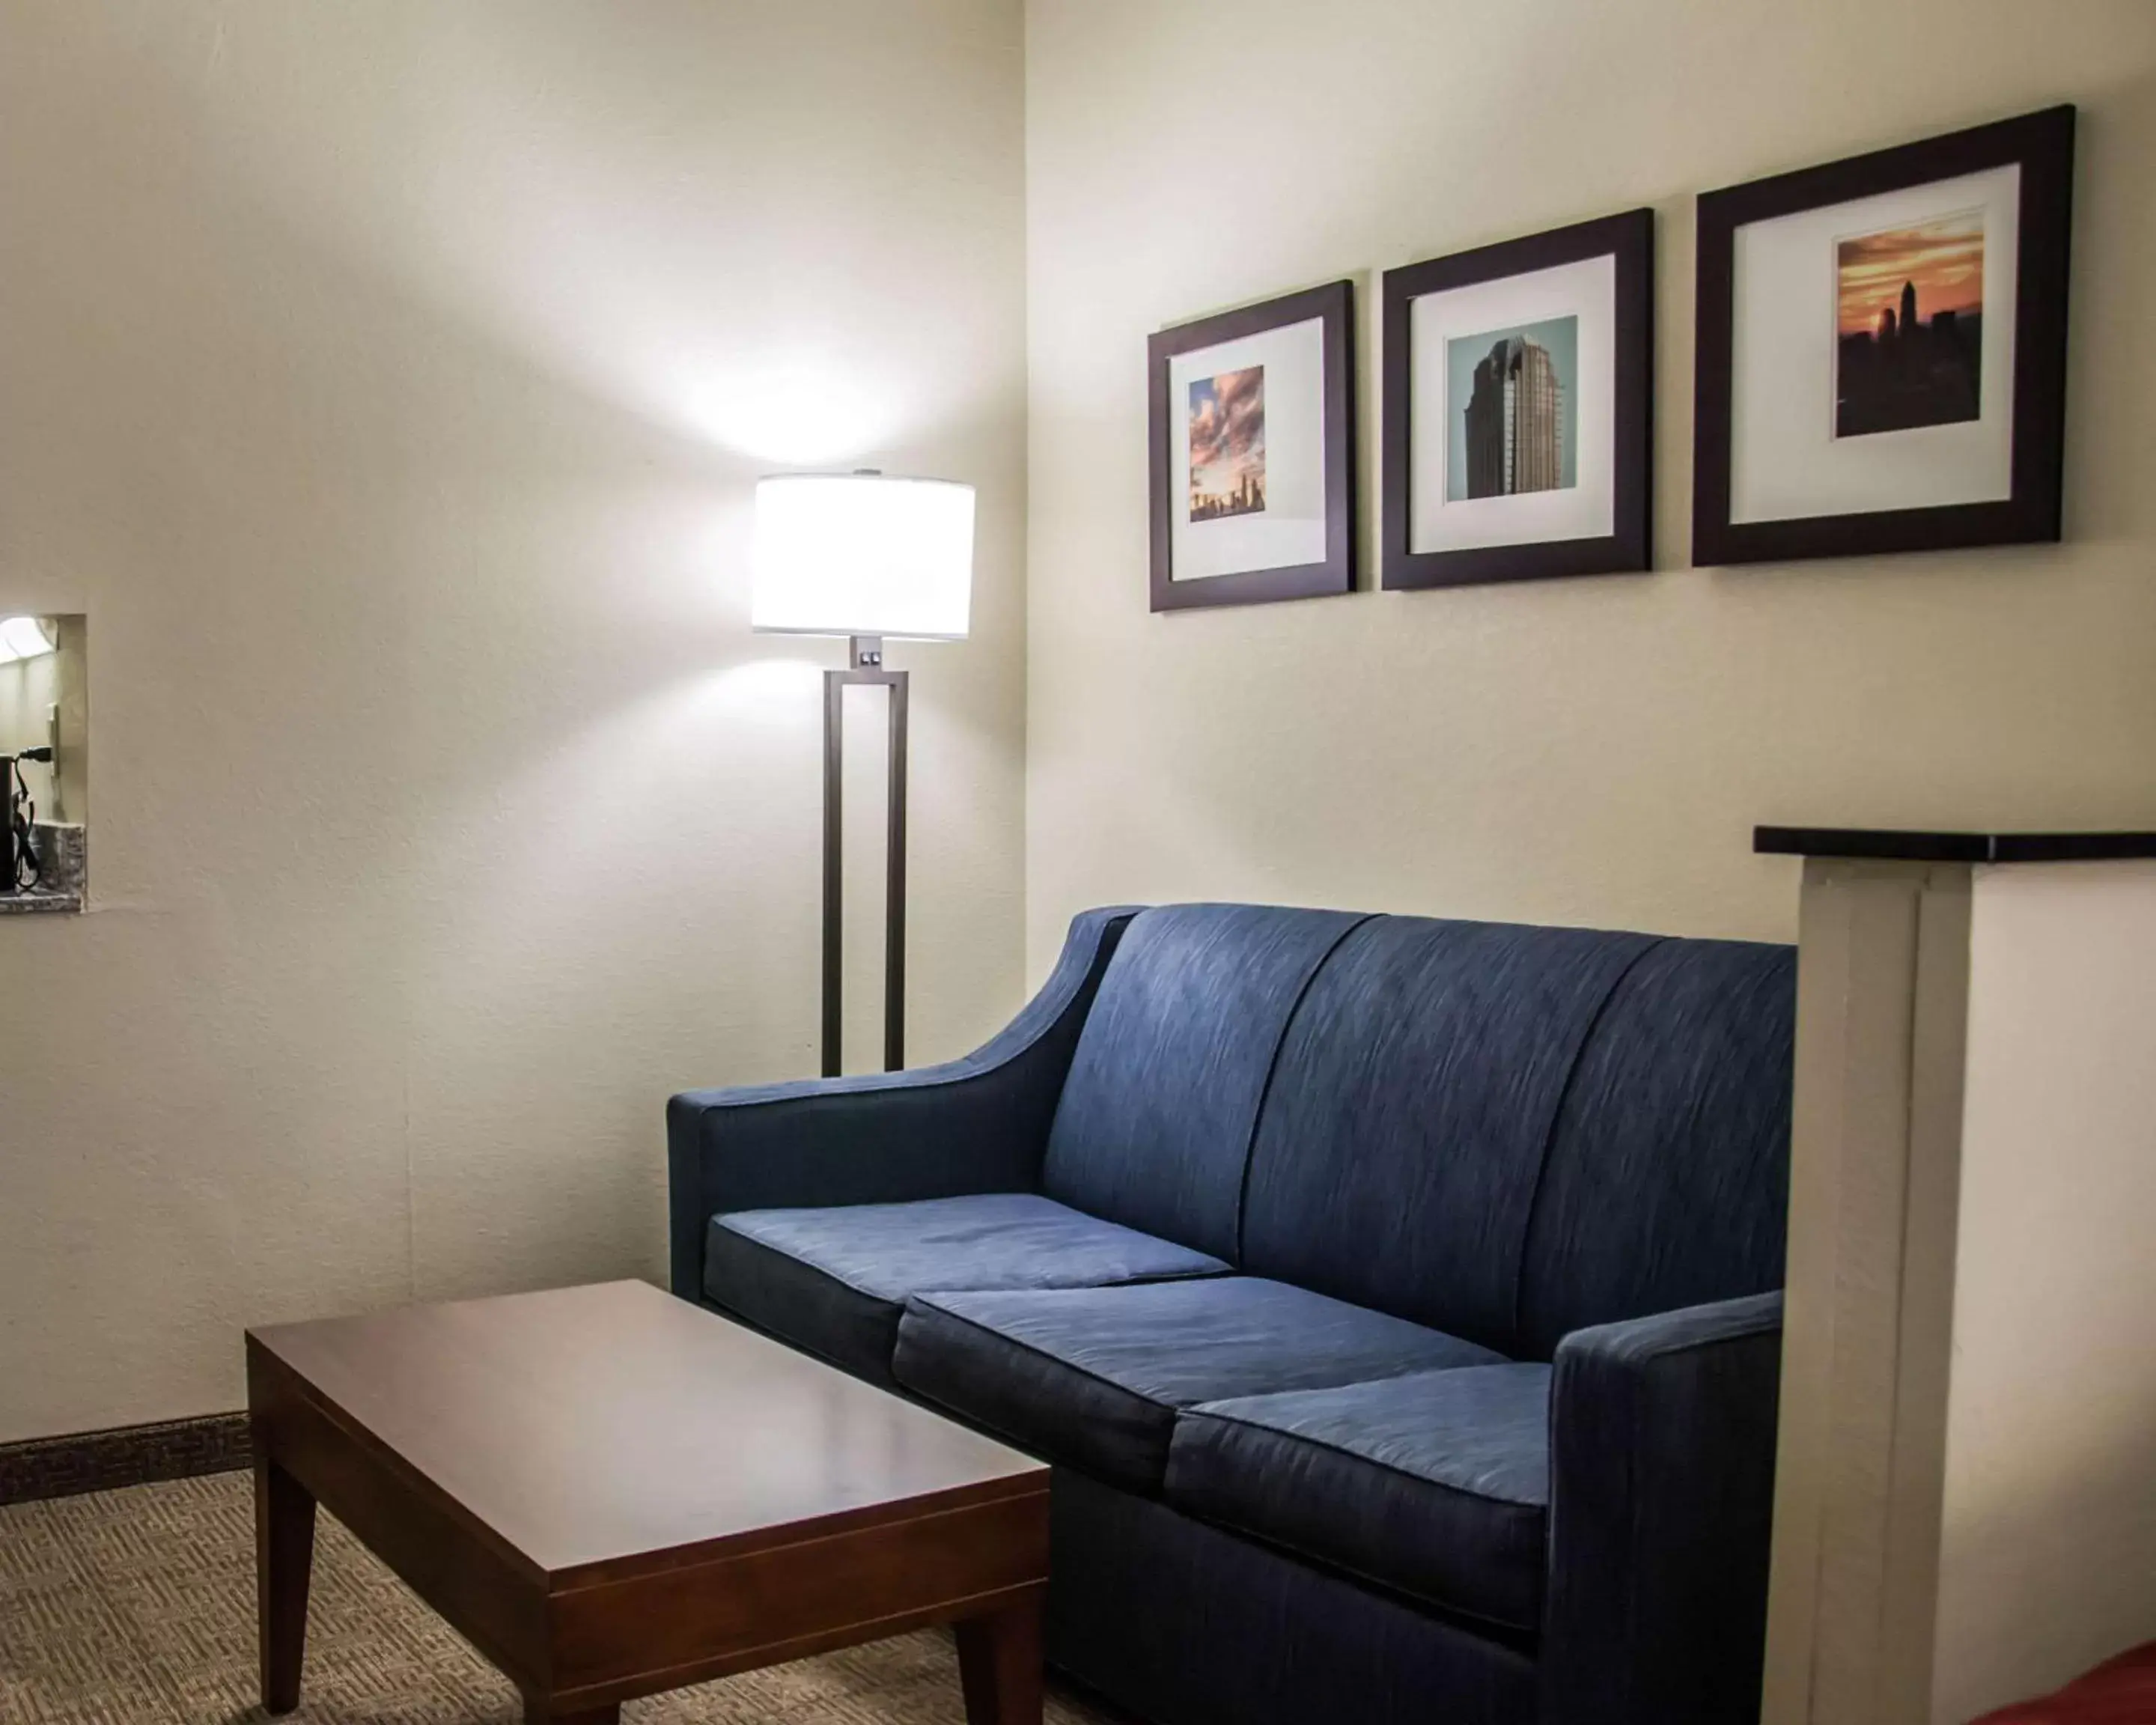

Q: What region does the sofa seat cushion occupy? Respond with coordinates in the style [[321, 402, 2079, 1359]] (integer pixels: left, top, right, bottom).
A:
[[892, 1277, 1503, 1493], [1166, 1363, 1553, 1633], [703, 1192, 1228, 1386]]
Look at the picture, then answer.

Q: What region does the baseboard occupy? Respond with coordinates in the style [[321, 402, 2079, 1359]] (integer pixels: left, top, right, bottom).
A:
[[0, 1412, 251, 1505]]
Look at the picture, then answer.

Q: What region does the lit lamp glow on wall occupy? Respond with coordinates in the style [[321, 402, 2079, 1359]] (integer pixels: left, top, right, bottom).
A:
[[752, 472, 975, 1076], [0, 615, 56, 664]]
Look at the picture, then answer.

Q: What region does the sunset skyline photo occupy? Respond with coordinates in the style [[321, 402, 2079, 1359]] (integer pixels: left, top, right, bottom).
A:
[[1836, 210, 1986, 336], [1189, 365, 1267, 520], [1834, 208, 1986, 438]]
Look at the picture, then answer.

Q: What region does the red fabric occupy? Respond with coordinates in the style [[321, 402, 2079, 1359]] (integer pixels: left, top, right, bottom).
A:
[[1971, 1645, 2156, 1724]]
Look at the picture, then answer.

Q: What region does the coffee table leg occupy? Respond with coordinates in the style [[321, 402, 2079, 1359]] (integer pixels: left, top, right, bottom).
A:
[[955, 1593, 1044, 1725], [255, 1456, 317, 1715]]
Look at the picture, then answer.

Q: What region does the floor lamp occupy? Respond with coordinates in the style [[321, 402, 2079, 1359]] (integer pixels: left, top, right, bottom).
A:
[[752, 471, 975, 1077]]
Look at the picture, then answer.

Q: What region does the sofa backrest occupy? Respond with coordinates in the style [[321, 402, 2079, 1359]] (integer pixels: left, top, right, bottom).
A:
[[1238, 916, 1660, 1353], [1511, 934, 1797, 1357], [1048, 904, 1796, 1361], [1039, 903, 1366, 1262]]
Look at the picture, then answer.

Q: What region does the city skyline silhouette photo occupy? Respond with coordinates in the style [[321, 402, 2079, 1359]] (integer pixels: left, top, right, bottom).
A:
[[1834, 210, 1985, 437]]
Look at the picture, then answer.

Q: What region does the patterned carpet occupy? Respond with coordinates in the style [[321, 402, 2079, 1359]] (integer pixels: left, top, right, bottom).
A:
[[0, 1472, 1121, 1724]]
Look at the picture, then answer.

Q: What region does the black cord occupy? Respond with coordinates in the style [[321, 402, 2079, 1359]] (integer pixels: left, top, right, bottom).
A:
[[4, 756, 43, 892]]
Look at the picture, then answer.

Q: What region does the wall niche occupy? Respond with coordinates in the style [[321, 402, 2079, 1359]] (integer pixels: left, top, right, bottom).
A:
[[1, 613, 88, 913]]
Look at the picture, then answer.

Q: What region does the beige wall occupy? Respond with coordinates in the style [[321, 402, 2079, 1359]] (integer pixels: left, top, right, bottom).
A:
[[0, 1, 1028, 1443], [9, 0, 2154, 1464], [1934, 861, 2156, 1721], [1023, 0, 2156, 972]]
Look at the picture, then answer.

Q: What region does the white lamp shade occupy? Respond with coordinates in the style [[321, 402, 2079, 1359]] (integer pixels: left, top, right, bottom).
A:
[[0, 616, 55, 664], [752, 473, 974, 640]]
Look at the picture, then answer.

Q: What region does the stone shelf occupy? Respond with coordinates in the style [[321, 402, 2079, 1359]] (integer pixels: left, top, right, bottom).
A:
[[3, 821, 86, 913], [0, 889, 82, 915]]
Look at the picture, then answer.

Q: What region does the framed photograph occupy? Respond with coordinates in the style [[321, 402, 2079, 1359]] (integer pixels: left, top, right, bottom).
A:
[[1148, 280, 1355, 611], [1381, 208, 1653, 589], [1693, 105, 2074, 566]]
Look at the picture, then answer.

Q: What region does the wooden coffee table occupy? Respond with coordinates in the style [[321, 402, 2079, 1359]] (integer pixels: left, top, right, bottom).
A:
[[245, 1280, 1049, 1724]]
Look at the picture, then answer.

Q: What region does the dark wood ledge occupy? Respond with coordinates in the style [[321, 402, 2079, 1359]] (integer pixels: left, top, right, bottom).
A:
[[1755, 827, 2156, 864]]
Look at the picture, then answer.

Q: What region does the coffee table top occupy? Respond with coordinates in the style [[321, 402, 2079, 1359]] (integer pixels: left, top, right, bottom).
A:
[[246, 1280, 1045, 1579]]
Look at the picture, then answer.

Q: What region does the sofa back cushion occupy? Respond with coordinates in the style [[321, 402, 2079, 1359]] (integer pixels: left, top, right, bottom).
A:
[[1041, 904, 1366, 1262], [1514, 936, 1796, 1356], [1238, 916, 1657, 1353]]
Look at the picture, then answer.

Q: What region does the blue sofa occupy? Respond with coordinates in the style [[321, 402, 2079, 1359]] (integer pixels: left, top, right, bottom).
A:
[[668, 904, 1795, 1725]]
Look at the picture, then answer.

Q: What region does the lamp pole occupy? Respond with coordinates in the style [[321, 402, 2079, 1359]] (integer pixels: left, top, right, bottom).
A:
[[821, 634, 909, 1077]]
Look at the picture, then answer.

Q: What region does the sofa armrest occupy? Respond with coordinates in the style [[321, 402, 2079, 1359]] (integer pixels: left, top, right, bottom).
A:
[[1541, 1290, 1784, 1725], [666, 905, 1140, 1298]]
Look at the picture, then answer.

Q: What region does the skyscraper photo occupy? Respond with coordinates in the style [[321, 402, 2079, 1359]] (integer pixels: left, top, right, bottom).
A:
[[1446, 316, 1579, 501]]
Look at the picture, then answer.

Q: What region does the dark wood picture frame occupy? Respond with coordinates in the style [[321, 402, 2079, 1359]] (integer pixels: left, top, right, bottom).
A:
[[1381, 208, 1654, 590], [1693, 105, 2074, 567], [1148, 279, 1356, 612]]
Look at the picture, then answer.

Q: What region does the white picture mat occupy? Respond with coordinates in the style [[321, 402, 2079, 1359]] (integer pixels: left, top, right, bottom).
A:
[[1730, 162, 2020, 524], [1168, 317, 1327, 581], [1410, 253, 1617, 554]]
